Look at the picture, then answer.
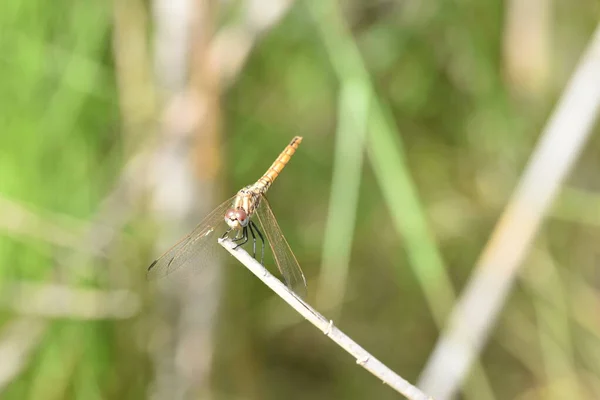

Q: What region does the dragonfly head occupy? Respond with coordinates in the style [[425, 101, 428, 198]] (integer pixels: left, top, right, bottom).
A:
[[225, 208, 249, 229]]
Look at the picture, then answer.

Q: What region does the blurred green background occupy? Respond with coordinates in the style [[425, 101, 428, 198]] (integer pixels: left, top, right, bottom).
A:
[[1, 0, 600, 399]]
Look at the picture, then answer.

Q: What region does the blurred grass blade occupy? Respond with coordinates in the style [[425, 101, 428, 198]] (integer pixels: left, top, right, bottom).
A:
[[551, 186, 600, 225], [522, 248, 583, 400], [368, 101, 496, 397], [0, 318, 48, 394], [418, 22, 600, 400], [307, 0, 453, 328], [306, 2, 497, 399], [367, 103, 455, 320], [0, 195, 93, 253], [316, 80, 370, 312], [28, 323, 83, 400], [0, 282, 140, 320]]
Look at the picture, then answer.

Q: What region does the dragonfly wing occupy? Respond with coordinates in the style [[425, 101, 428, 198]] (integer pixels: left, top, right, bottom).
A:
[[255, 194, 307, 297], [147, 195, 236, 280]]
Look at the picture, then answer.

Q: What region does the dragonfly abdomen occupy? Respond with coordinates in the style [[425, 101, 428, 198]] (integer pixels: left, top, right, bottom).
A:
[[255, 136, 302, 192]]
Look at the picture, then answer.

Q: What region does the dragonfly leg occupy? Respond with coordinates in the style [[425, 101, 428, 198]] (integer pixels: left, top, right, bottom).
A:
[[233, 226, 249, 249], [232, 229, 246, 242], [221, 228, 232, 239], [251, 220, 265, 265], [248, 222, 257, 259]]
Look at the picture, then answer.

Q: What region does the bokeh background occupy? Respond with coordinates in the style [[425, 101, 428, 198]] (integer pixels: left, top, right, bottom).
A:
[[1, 0, 600, 399]]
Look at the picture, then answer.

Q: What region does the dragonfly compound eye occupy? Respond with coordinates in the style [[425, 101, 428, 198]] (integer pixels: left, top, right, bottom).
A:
[[225, 209, 237, 221], [235, 209, 249, 226]]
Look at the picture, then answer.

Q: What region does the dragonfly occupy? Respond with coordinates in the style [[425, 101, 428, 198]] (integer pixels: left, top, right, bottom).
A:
[[147, 136, 307, 296]]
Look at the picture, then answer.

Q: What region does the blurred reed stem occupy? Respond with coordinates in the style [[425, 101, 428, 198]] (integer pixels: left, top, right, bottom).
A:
[[306, 2, 496, 398], [316, 80, 370, 313]]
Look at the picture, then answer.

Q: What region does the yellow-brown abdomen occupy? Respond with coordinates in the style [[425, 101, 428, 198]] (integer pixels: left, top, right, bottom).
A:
[[255, 136, 302, 191]]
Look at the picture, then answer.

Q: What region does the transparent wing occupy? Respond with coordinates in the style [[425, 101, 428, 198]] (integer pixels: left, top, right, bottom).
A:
[[255, 194, 307, 297], [146, 195, 236, 280]]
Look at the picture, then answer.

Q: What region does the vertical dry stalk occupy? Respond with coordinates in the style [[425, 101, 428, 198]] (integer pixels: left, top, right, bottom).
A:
[[502, 0, 551, 97], [149, 0, 222, 398]]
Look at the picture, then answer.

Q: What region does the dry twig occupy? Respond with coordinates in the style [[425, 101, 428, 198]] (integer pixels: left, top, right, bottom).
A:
[[218, 238, 433, 400]]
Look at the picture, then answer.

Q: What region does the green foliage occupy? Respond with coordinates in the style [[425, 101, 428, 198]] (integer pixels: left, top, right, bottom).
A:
[[1, 0, 600, 399]]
